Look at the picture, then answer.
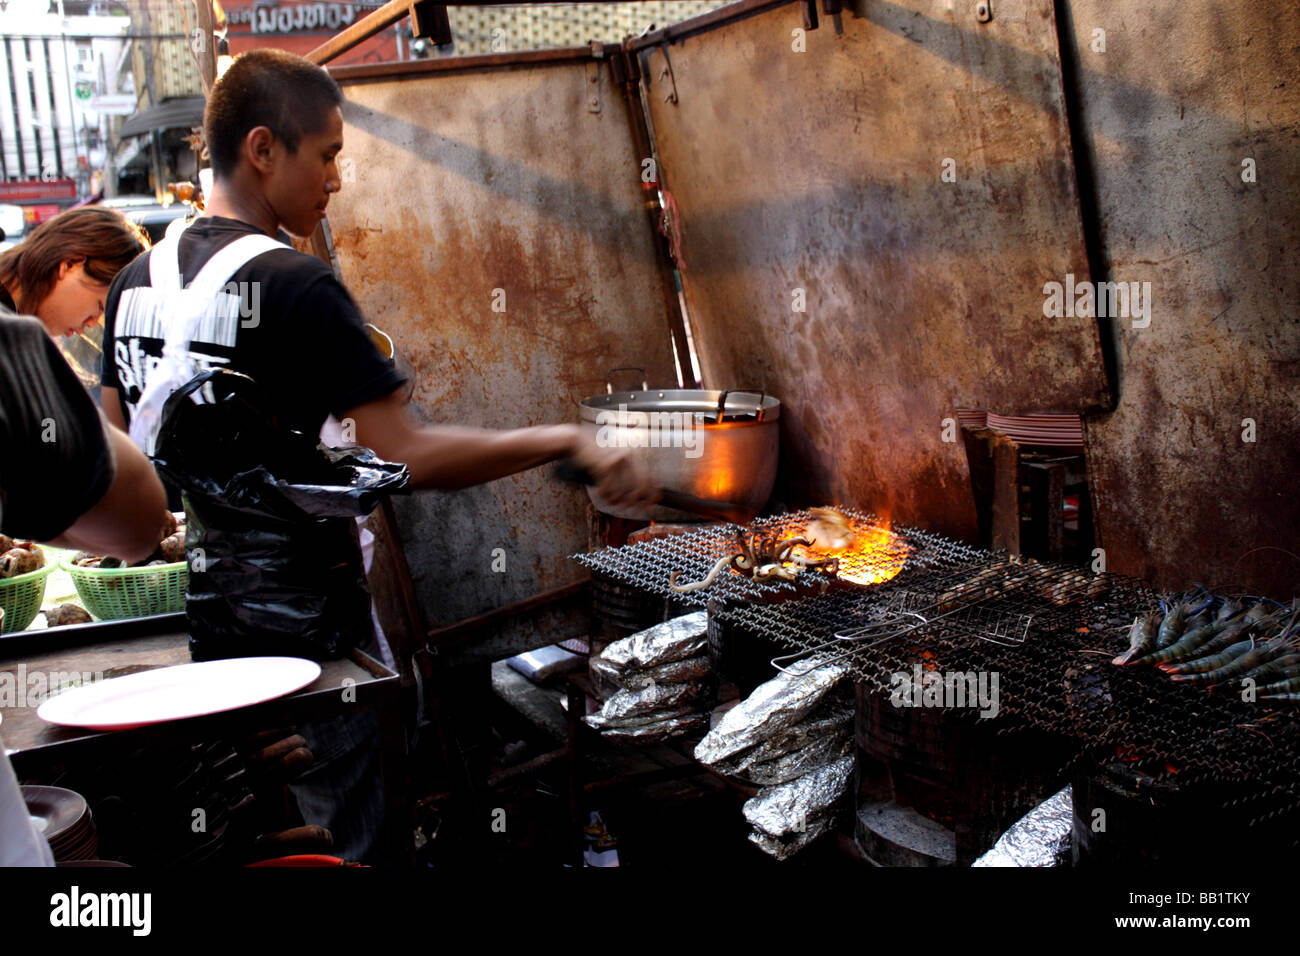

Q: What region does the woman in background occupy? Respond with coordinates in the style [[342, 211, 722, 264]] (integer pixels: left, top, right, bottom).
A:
[[0, 206, 148, 340]]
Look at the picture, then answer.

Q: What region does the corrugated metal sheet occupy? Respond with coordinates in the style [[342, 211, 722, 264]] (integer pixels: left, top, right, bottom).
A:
[[639, 0, 1106, 539]]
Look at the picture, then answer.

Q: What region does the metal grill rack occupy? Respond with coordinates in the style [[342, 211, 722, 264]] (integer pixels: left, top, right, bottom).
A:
[[572, 509, 987, 606], [713, 565, 1300, 828], [573, 514, 1300, 832]]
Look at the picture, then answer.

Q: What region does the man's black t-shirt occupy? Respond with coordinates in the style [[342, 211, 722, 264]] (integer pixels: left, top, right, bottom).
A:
[[0, 311, 115, 540], [101, 216, 404, 437]]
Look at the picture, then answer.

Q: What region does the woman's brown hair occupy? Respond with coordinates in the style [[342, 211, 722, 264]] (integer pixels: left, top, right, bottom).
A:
[[0, 206, 149, 314]]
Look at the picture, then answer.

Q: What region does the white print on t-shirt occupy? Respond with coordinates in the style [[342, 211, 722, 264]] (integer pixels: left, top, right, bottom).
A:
[[113, 284, 242, 421], [118, 285, 243, 347], [114, 338, 230, 410]]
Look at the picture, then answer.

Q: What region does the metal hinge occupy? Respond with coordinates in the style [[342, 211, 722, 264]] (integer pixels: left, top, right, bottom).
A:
[[976, 0, 994, 23], [653, 42, 678, 105], [587, 58, 602, 113], [585, 42, 607, 113]]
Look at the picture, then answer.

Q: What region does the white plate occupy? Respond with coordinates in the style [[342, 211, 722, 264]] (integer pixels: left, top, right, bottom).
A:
[[37, 657, 323, 730]]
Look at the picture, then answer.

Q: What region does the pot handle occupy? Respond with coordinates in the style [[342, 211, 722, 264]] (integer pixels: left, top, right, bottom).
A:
[[714, 388, 766, 423], [606, 367, 648, 394]]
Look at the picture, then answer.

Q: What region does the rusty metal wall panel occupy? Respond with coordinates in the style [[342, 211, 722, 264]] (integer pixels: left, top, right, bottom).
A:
[[640, 0, 1106, 538], [327, 63, 676, 638], [1063, 0, 1300, 593]]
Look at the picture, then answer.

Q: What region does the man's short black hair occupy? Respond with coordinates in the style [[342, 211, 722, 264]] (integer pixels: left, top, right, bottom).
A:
[[204, 49, 343, 179]]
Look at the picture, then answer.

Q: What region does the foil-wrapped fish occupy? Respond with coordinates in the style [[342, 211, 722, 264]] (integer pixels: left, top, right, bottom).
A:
[[695, 655, 849, 766], [716, 701, 854, 773], [599, 611, 708, 671], [743, 754, 855, 839], [748, 812, 838, 861], [589, 654, 623, 688], [613, 655, 713, 691], [584, 704, 697, 731], [972, 786, 1073, 867], [741, 731, 854, 786], [595, 681, 713, 721], [598, 713, 710, 743]]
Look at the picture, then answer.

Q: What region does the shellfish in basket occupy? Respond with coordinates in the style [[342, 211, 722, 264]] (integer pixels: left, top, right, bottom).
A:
[[70, 511, 187, 569], [0, 541, 45, 578]]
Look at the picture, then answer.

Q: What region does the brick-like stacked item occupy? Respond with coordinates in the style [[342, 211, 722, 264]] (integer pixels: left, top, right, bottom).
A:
[[585, 611, 716, 743], [695, 655, 855, 859]]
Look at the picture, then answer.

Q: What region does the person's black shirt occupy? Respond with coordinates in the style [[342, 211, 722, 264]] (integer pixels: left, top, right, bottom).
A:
[[101, 216, 404, 437], [0, 310, 114, 540]]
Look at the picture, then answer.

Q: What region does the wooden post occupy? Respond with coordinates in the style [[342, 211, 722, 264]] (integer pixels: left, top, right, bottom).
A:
[[195, 0, 217, 91], [988, 431, 1021, 554], [1020, 457, 1068, 561], [960, 426, 1021, 553]]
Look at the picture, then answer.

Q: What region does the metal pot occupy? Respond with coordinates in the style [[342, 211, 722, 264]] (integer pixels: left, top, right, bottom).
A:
[[578, 368, 780, 521]]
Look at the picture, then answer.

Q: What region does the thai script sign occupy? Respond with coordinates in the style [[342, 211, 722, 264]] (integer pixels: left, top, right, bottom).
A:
[[226, 1, 385, 34]]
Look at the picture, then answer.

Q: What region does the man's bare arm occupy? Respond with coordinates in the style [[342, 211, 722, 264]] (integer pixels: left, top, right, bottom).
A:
[[345, 391, 657, 509], [48, 423, 169, 563], [100, 385, 127, 431]]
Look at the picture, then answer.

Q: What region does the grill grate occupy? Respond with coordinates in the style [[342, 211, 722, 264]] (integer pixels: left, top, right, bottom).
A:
[[573, 511, 1300, 835], [572, 509, 986, 606]]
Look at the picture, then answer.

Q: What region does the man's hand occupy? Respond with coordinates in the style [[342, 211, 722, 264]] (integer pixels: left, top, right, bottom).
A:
[[567, 428, 661, 513]]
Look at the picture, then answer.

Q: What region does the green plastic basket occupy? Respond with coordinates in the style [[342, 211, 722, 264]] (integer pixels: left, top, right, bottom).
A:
[[0, 557, 55, 633], [64, 558, 188, 621]]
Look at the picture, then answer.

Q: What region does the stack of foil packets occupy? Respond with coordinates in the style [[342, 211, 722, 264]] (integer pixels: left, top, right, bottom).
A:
[[584, 612, 716, 743], [695, 655, 856, 859]]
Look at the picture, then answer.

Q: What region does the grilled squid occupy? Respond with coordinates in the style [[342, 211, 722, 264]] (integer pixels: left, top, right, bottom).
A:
[[804, 507, 855, 551], [670, 554, 735, 592]]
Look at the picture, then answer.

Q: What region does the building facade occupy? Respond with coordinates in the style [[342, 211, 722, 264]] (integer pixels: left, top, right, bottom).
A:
[[0, 0, 131, 214]]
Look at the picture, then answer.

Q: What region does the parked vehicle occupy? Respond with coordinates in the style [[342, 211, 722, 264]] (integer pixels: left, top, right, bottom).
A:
[[99, 196, 192, 243]]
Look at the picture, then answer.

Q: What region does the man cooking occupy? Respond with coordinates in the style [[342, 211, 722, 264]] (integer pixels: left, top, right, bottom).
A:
[[98, 48, 657, 860], [101, 48, 653, 509]]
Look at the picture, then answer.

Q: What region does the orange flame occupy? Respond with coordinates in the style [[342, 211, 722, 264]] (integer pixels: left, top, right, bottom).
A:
[[795, 511, 909, 586]]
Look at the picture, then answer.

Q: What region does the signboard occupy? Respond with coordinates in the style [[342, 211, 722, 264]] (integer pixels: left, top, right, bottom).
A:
[[225, 0, 385, 34], [0, 180, 78, 202], [24, 204, 63, 226], [90, 94, 137, 115]]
